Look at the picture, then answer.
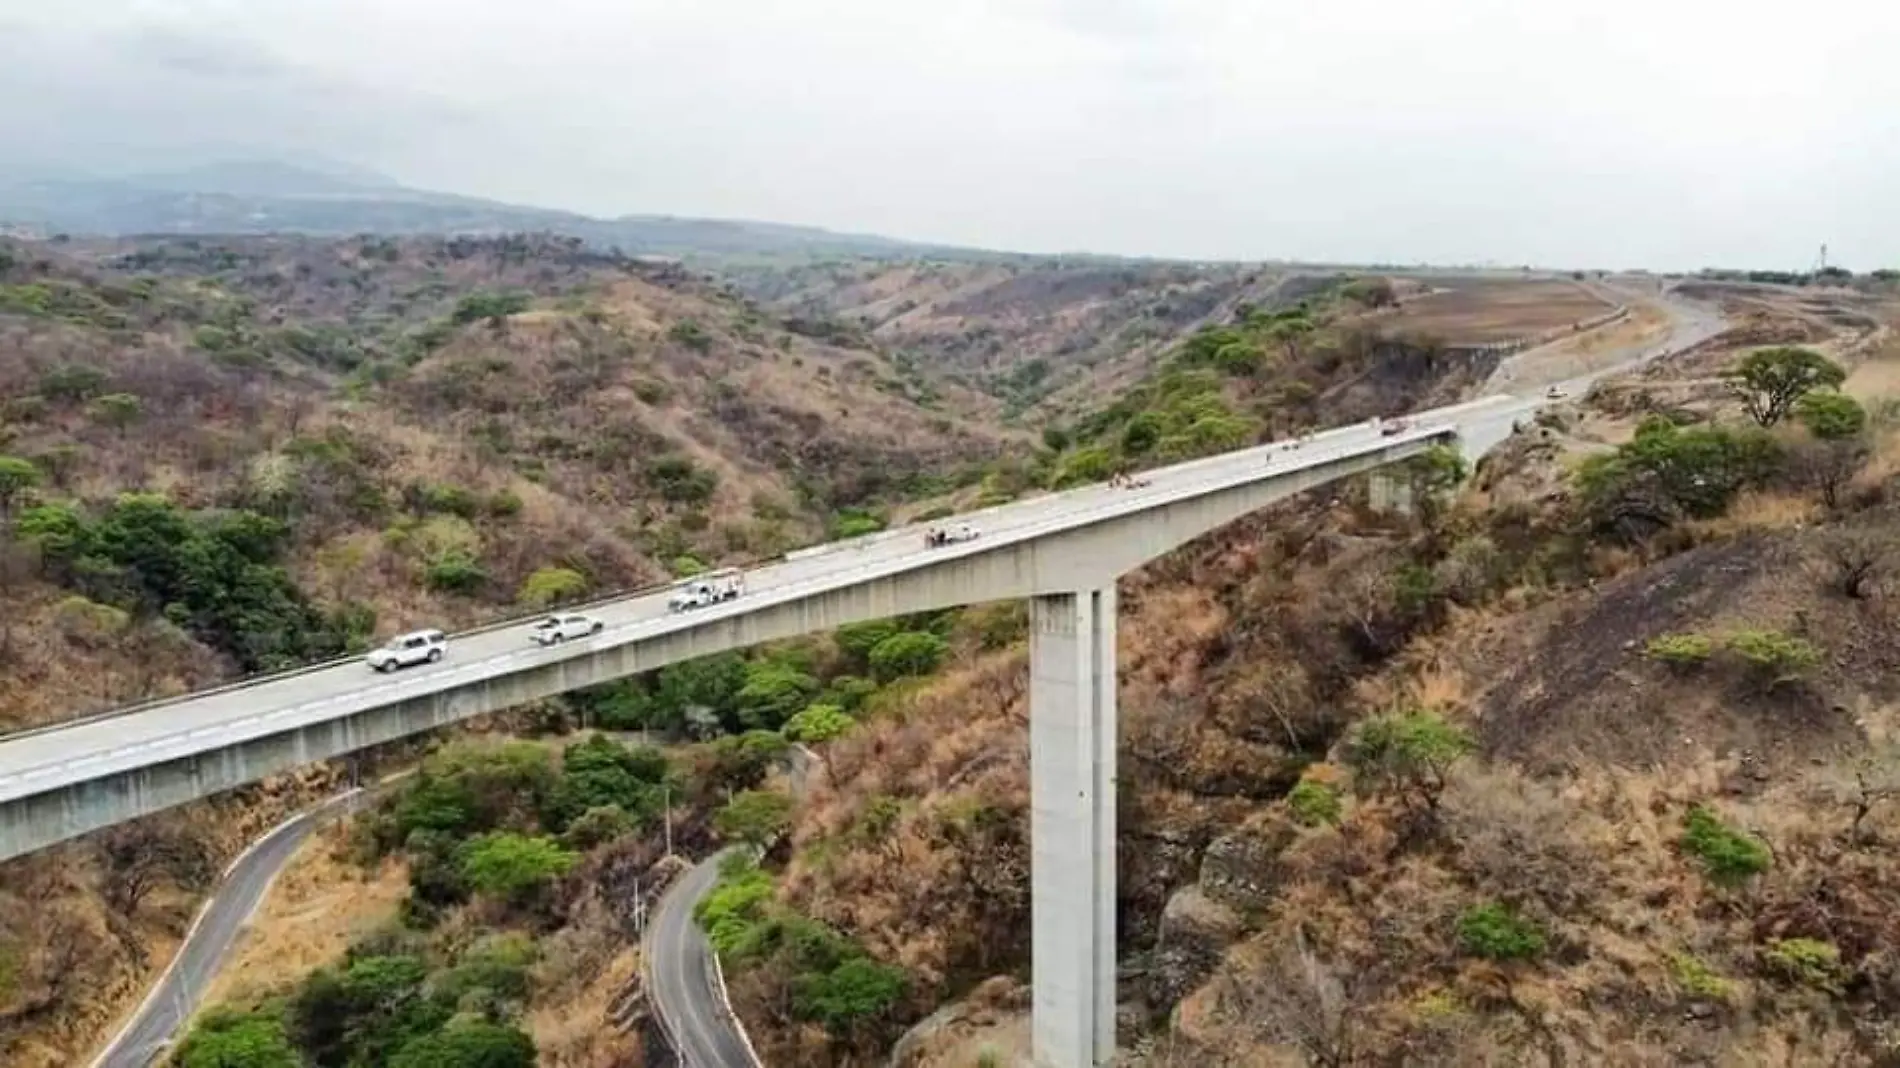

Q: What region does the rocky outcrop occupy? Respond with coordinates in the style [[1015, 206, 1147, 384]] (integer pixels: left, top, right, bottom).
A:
[[1197, 811, 1298, 913], [1147, 884, 1244, 1009]]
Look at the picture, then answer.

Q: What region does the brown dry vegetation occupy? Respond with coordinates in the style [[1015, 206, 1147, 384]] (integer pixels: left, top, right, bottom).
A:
[[0, 232, 1009, 1065], [1369, 278, 1614, 345], [711, 296, 1900, 1066]]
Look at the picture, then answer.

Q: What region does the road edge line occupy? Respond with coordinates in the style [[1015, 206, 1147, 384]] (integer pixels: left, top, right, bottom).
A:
[[87, 785, 367, 1068]]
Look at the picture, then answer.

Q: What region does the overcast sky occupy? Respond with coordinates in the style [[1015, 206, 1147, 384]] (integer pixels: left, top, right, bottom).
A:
[[2, 0, 1893, 270]]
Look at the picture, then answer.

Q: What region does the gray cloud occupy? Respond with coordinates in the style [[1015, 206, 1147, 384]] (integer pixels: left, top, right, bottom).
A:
[[5, 1, 1897, 270]]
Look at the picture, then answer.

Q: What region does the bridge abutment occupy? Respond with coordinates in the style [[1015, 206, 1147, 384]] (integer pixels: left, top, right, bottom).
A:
[[1029, 586, 1118, 1068]]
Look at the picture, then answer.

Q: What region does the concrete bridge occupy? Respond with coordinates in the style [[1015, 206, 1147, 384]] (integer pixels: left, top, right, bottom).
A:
[[0, 392, 1538, 1068]]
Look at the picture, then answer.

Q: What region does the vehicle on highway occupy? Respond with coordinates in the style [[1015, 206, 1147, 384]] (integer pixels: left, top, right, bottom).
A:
[[668, 569, 744, 612], [923, 522, 980, 548], [528, 612, 605, 645], [1379, 417, 1410, 437], [1546, 385, 1569, 399], [365, 628, 447, 673]]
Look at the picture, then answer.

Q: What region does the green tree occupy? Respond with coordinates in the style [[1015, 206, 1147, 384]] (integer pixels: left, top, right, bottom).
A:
[[867, 631, 948, 682], [834, 619, 900, 670], [1726, 346, 1846, 427], [0, 456, 41, 522], [1343, 710, 1474, 818], [517, 566, 587, 607], [784, 703, 854, 787], [735, 659, 822, 730], [715, 789, 795, 849], [173, 1007, 302, 1068], [1795, 390, 1868, 441], [388, 1020, 536, 1068], [87, 392, 142, 437], [544, 736, 669, 829], [793, 956, 908, 1036], [702, 730, 791, 793], [458, 833, 578, 903]]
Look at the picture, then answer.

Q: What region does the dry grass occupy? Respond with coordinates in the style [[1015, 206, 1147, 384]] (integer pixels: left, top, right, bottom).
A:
[[1377, 279, 1614, 344], [195, 822, 411, 1010], [523, 944, 643, 1067]]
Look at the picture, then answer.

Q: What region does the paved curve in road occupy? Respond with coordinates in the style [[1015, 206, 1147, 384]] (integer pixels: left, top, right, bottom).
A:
[[646, 847, 759, 1068], [0, 282, 1726, 824], [89, 788, 371, 1068]]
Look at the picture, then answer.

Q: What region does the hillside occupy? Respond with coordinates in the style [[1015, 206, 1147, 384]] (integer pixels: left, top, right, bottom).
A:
[[0, 231, 1008, 1066], [688, 283, 1900, 1066]]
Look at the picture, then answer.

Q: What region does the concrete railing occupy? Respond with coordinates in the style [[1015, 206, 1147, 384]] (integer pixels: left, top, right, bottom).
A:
[[0, 419, 1471, 809]]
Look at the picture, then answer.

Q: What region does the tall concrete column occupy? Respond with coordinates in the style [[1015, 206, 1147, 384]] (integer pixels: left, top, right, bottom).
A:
[[1029, 586, 1118, 1068]]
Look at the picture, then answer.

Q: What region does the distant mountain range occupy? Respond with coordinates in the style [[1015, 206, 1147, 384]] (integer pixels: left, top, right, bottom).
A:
[[0, 161, 1027, 265]]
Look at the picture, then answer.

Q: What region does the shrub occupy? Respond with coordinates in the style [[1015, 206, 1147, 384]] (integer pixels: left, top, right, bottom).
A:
[[389, 1020, 536, 1068], [451, 290, 531, 325], [425, 550, 488, 594], [1286, 779, 1343, 827], [644, 455, 718, 505], [1724, 628, 1820, 682], [174, 1007, 302, 1068], [38, 363, 107, 404], [1795, 391, 1868, 441], [1762, 937, 1842, 992], [1574, 417, 1782, 533], [1668, 953, 1736, 1001], [715, 789, 795, 849], [792, 956, 908, 1034], [1680, 805, 1770, 886], [458, 833, 578, 902], [1456, 902, 1546, 961], [668, 320, 712, 352], [517, 566, 587, 606], [831, 509, 886, 539], [1343, 711, 1473, 816], [561, 804, 636, 850], [1645, 632, 1715, 667], [867, 630, 948, 682], [544, 735, 670, 829]]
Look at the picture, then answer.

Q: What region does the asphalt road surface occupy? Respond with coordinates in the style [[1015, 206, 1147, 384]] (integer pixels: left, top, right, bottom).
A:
[[646, 847, 759, 1068], [90, 788, 368, 1068]]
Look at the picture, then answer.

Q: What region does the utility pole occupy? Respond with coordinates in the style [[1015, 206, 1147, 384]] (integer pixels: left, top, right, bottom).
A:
[[663, 786, 673, 859]]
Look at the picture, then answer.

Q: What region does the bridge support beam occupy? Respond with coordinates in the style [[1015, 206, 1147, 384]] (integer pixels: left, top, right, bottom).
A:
[[1029, 586, 1118, 1068]]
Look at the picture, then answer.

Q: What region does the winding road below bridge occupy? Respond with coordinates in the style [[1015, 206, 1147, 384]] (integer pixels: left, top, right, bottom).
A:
[[89, 788, 372, 1068]]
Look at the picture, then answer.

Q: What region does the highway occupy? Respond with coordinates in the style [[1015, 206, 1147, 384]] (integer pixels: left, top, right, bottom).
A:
[[645, 847, 761, 1068], [0, 283, 1724, 837], [88, 788, 370, 1068], [0, 404, 1506, 807]]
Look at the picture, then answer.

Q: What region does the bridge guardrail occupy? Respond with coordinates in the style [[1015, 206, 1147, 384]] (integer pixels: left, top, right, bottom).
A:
[[0, 397, 1499, 764], [0, 421, 1465, 805]]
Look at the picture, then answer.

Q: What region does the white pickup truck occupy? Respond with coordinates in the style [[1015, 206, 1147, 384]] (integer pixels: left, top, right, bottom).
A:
[[668, 569, 744, 612], [923, 523, 979, 549]]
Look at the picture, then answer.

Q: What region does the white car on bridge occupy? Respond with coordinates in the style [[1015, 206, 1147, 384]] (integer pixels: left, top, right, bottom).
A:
[[528, 613, 605, 645], [365, 629, 447, 673]]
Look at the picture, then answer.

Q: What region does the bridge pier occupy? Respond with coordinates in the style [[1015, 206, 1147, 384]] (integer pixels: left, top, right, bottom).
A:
[[1029, 586, 1118, 1068], [1366, 470, 1417, 516]]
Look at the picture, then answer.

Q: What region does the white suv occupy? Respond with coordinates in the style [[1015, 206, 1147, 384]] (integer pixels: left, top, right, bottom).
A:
[[529, 613, 605, 646], [366, 629, 448, 673]]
